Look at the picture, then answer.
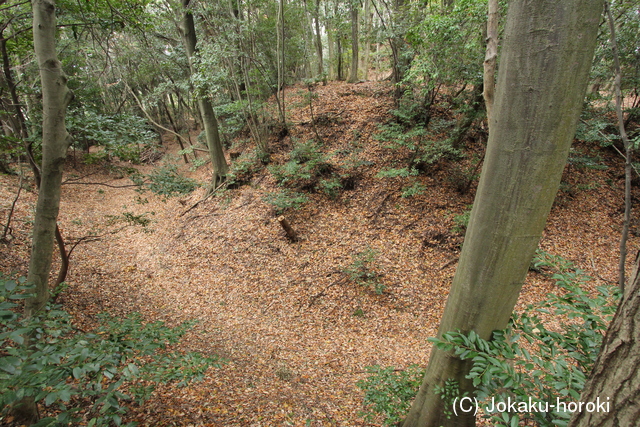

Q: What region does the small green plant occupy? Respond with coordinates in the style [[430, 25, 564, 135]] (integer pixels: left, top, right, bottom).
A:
[[227, 149, 264, 186], [434, 379, 465, 420], [263, 189, 309, 214], [401, 181, 427, 198], [0, 275, 219, 426], [344, 248, 384, 294], [269, 140, 332, 191], [451, 205, 472, 235], [145, 165, 199, 199], [358, 252, 619, 427], [356, 365, 425, 426], [317, 177, 343, 199]]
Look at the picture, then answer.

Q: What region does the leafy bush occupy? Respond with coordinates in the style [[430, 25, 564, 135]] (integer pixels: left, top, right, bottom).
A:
[[226, 149, 265, 187], [263, 189, 309, 214], [145, 165, 199, 199], [375, 120, 460, 173], [67, 111, 159, 164], [357, 365, 425, 426], [358, 252, 619, 426], [269, 140, 332, 190], [0, 276, 219, 426], [451, 205, 472, 235], [401, 181, 427, 198]]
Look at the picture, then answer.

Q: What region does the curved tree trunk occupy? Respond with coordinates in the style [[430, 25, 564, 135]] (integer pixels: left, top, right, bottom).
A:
[[401, 1, 604, 426], [568, 254, 640, 427]]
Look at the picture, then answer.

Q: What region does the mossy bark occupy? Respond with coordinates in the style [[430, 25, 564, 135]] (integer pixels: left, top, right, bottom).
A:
[[401, 1, 604, 426]]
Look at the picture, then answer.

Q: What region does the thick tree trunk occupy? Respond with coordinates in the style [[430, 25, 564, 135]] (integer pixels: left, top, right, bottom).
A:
[[347, 0, 359, 83], [180, 0, 228, 190], [568, 254, 640, 427], [401, 1, 604, 426]]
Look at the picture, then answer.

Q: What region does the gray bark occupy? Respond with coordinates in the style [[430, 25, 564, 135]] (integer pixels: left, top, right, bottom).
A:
[[401, 1, 604, 426]]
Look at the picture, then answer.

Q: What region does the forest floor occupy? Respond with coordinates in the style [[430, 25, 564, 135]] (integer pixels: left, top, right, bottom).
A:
[[1, 80, 637, 426]]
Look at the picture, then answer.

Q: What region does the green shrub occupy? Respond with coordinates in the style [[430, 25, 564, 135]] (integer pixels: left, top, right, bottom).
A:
[[401, 181, 427, 198], [67, 111, 159, 164], [145, 165, 199, 199], [269, 140, 345, 199], [357, 365, 425, 426], [0, 276, 219, 426], [451, 205, 472, 235], [263, 189, 309, 214], [358, 252, 619, 427], [227, 149, 265, 186]]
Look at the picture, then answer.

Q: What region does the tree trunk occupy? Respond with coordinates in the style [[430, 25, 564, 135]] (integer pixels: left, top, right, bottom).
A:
[[568, 254, 640, 427], [14, 0, 73, 422], [605, 1, 633, 295], [179, 0, 228, 190], [347, 0, 359, 83], [26, 0, 74, 316], [362, 0, 371, 81], [401, 1, 604, 426], [313, 0, 324, 82]]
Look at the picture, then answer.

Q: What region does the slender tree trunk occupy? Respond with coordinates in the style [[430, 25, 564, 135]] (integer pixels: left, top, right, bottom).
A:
[[313, 0, 324, 82], [568, 253, 640, 427], [14, 1, 74, 422], [483, 0, 498, 129], [605, 1, 633, 295], [347, 0, 359, 83], [401, 1, 604, 426], [179, 0, 228, 190], [362, 0, 371, 81]]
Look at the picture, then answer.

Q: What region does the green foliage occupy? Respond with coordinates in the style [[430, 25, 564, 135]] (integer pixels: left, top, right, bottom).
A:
[[269, 140, 345, 198], [431, 254, 620, 427], [356, 365, 424, 426], [451, 206, 472, 235], [263, 189, 309, 215], [0, 275, 219, 426], [434, 379, 465, 420], [226, 149, 265, 187], [567, 149, 609, 170], [401, 181, 427, 198], [358, 253, 619, 426], [67, 111, 159, 164], [145, 165, 199, 199], [344, 248, 384, 294], [376, 167, 418, 179], [375, 116, 460, 172]]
